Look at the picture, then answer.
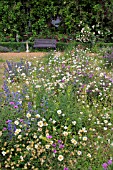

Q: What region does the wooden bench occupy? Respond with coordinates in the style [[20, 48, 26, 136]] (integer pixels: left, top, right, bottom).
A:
[[33, 39, 57, 49]]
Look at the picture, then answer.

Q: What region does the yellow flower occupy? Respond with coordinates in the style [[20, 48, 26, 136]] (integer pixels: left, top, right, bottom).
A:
[[58, 155, 64, 161], [14, 120, 19, 125], [33, 134, 37, 139], [71, 138, 77, 145], [26, 146, 31, 151], [63, 131, 68, 136], [44, 122, 48, 126], [83, 136, 88, 141], [4, 142, 7, 146], [35, 144, 39, 149], [26, 81, 29, 85], [25, 95, 29, 100], [53, 127, 56, 131], [16, 148, 21, 152], [14, 129, 21, 135], [37, 121, 44, 127], [11, 148, 14, 151], [6, 150, 9, 153], [77, 151, 82, 155], [18, 135, 22, 139], [57, 110, 62, 115], [45, 144, 50, 149], [82, 142, 86, 146], [87, 153, 91, 158], [20, 156, 24, 161], [35, 114, 40, 118], [26, 113, 31, 118]]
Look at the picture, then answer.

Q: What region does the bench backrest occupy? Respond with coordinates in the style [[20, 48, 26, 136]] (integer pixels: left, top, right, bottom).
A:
[[34, 39, 57, 48]]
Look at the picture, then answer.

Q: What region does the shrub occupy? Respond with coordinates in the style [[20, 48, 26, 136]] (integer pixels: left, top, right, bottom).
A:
[[103, 49, 113, 68], [0, 46, 10, 52]]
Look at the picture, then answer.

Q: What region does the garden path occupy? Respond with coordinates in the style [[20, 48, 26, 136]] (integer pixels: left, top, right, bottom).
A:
[[0, 52, 47, 61]]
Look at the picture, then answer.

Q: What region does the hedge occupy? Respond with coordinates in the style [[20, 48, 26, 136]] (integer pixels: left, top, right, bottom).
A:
[[0, 41, 113, 52]]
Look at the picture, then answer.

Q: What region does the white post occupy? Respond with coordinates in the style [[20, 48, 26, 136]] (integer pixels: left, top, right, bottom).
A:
[[26, 41, 29, 52], [16, 33, 19, 42]]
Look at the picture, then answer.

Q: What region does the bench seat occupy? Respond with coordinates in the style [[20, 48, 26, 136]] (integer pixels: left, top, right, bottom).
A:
[[34, 39, 57, 49]]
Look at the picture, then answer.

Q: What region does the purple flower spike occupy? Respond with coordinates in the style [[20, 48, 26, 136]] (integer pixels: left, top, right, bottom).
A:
[[47, 135, 52, 139], [102, 163, 108, 170], [108, 160, 112, 165]]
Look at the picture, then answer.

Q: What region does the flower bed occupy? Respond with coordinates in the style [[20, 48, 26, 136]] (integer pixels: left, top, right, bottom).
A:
[[0, 47, 113, 170]]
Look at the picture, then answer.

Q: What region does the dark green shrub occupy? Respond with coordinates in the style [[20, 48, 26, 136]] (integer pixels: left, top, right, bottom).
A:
[[103, 49, 113, 68], [0, 42, 33, 52], [0, 46, 10, 52]]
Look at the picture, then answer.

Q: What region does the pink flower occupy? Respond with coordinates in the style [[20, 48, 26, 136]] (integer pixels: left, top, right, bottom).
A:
[[62, 64, 65, 68], [9, 102, 15, 105], [14, 105, 18, 109], [59, 144, 64, 149], [47, 135, 52, 139], [20, 119, 24, 122], [6, 120, 12, 124], [64, 168, 69, 170], [108, 160, 112, 165], [58, 140, 62, 143], [3, 127, 7, 131], [52, 143, 56, 148], [61, 79, 65, 83], [2, 76, 5, 79], [53, 150, 57, 153], [102, 163, 108, 169]]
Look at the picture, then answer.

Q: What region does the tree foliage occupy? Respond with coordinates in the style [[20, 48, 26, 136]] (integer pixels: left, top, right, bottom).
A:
[[0, 0, 113, 42]]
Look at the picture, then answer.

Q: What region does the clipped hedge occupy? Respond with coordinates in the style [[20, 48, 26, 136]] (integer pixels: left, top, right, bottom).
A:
[[1, 41, 112, 52], [0, 41, 92, 52], [0, 42, 67, 52], [0, 42, 32, 52]]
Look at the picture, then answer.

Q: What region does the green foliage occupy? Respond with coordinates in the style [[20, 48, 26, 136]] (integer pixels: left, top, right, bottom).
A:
[[0, 41, 76, 52], [0, 42, 34, 52], [0, 46, 10, 52], [0, 0, 113, 43]]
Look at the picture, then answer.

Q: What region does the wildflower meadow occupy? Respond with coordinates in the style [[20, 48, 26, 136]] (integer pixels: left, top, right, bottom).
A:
[[0, 46, 113, 170]]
